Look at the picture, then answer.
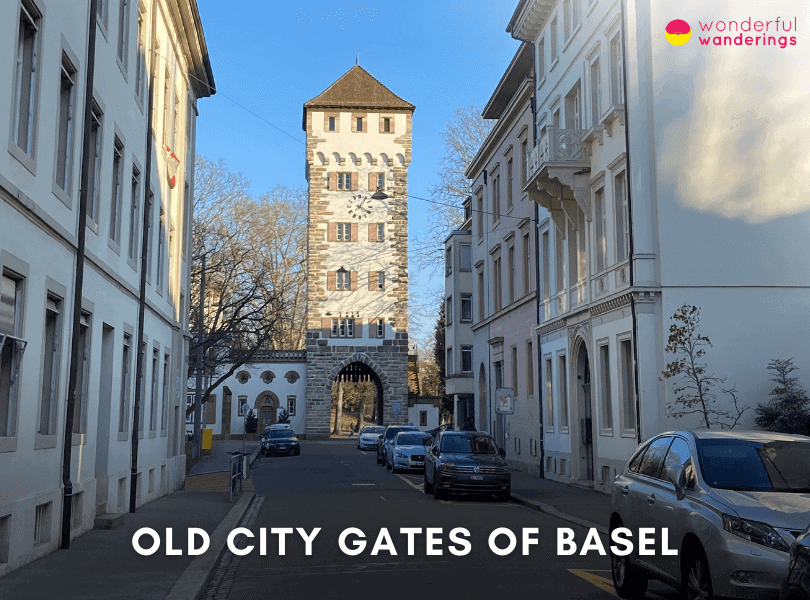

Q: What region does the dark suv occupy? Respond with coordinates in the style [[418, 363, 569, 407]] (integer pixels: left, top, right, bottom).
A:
[[376, 425, 417, 465], [424, 431, 510, 500]]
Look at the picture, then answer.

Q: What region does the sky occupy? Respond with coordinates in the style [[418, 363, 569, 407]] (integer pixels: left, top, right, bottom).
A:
[[193, 0, 522, 349]]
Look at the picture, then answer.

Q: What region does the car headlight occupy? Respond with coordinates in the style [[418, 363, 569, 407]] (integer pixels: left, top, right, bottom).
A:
[[439, 463, 456, 473], [722, 514, 791, 552], [495, 466, 510, 474], [395, 451, 406, 458]]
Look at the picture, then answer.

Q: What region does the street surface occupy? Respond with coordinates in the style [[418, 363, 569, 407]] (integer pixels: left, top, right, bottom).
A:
[[202, 440, 679, 600]]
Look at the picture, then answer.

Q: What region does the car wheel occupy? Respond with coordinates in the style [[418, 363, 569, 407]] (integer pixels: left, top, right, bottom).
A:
[[386, 458, 392, 471], [496, 489, 510, 502], [294, 449, 300, 456], [423, 470, 433, 494], [432, 473, 445, 500], [611, 520, 648, 600], [683, 546, 712, 600], [376, 453, 381, 464]]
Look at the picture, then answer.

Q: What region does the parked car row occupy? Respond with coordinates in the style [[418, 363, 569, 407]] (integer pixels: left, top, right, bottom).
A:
[[609, 429, 810, 600], [362, 423, 512, 502]]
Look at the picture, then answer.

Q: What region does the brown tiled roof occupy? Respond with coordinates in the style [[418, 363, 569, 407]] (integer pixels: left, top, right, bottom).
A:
[[304, 65, 415, 112]]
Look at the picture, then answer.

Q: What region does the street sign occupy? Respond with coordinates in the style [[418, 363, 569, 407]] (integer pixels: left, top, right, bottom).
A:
[[241, 403, 249, 414], [392, 402, 401, 415]]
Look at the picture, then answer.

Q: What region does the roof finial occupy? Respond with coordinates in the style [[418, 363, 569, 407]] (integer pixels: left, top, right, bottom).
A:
[[356, 51, 359, 66]]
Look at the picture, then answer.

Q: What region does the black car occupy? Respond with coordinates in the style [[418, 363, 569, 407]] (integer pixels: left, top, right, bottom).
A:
[[376, 425, 418, 465], [782, 525, 810, 600], [262, 429, 300, 456], [424, 431, 510, 501]]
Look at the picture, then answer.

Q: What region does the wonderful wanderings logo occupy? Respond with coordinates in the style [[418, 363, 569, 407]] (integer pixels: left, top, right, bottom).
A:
[[665, 17, 797, 48]]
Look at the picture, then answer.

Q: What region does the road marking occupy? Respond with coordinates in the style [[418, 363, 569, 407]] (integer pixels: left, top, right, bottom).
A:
[[352, 483, 375, 486], [568, 569, 618, 597], [395, 473, 423, 491], [380, 496, 386, 501]]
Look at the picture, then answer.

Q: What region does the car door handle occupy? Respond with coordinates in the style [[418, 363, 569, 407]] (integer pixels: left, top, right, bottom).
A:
[[619, 485, 629, 495], [646, 493, 656, 504]]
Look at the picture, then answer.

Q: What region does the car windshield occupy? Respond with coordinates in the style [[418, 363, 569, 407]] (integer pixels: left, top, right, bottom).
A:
[[696, 439, 810, 492], [269, 430, 295, 439], [440, 434, 498, 454], [396, 434, 432, 446], [385, 427, 413, 440], [362, 426, 384, 435]]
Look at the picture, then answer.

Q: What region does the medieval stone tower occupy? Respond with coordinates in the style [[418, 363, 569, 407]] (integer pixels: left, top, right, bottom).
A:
[[302, 65, 414, 439]]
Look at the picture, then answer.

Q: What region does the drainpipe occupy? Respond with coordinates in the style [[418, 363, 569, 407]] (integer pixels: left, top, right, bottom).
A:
[[620, 0, 643, 445], [130, 0, 159, 513], [61, 0, 98, 550]]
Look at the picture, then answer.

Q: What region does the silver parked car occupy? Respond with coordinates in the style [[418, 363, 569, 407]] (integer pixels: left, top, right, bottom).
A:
[[357, 425, 385, 450], [610, 430, 810, 600], [385, 431, 433, 473], [781, 523, 810, 600]]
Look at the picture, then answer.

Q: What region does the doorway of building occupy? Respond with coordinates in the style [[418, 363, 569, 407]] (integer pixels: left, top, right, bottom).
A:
[[331, 361, 384, 435], [576, 342, 594, 481], [255, 392, 279, 429]]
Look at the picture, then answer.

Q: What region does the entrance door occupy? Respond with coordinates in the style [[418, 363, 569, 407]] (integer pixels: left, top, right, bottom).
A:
[[261, 408, 275, 427], [577, 343, 594, 481]]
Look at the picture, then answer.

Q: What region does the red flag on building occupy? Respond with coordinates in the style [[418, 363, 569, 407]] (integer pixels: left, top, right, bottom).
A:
[[164, 145, 180, 188]]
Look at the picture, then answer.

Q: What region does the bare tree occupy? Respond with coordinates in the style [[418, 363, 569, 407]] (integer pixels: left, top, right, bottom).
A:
[[412, 104, 494, 274], [661, 305, 748, 429], [187, 156, 307, 416]]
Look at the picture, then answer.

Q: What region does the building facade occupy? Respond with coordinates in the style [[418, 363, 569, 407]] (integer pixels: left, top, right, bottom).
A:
[[0, 0, 213, 573], [302, 66, 414, 438]]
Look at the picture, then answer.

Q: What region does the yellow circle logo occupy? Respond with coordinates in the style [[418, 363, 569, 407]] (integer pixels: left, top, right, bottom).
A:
[[665, 19, 691, 46]]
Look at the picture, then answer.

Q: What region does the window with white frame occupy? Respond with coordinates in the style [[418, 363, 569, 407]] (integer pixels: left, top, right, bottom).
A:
[[39, 294, 62, 436], [13, 0, 42, 158], [594, 187, 607, 272], [376, 223, 384, 242], [186, 393, 195, 423], [609, 31, 624, 106], [382, 117, 391, 132], [492, 256, 502, 312], [544, 357, 554, 430], [55, 53, 77, 194], [336, 270, 350, 290], [446, 347, 453, 376], [477, 268, 485, 320], [161, 353, 169, 430], [550, 17, 558, 64], [172, 90, 181, 150], [73, 312, 90, 434], [522, 232, 531, 295], [156, 209, 166, 287], [565, 83, 581, 129], [85, 102, 103, 224], [337, 172, 351, 190], [537, 37, 545, 82], [445, 296, 453, 326], [328, 116, 336, 131], [558, 353, 568, 428], [134, 6, 145, 103], [526, 341, 534, 397], [620, 338, 636, 433], [476, 192, 483, 238], [331, 318, 354, 337], [162, 66, 171, 146], [590, 56, 601, 127], [117, 0, 129, 68], [287, 395, 296, 416], [507, 244, 515, 305], [507, 158, 513, 210], [150, 348, 159, 431], [461, 346, 472, 373], [97, 0, 108, 29], [120, 334, 131, 432], [460, 244, 471, 271], [1, 273, 25, 438], [336, 222, 351, 241], [376, 319, 384, 338], [128, 165, 140, 262], [377, 272, 384, 290], [492, 174, 501, 224], [145, 191, 154, 279], [563, 0, 571, 40], [554, 225, 564, 295], [110, 137, 124, 242], [614, 171, 629, 262], [460, 294, 472, 322], [542, 230, 550, 300], [511, 346, 519, 399], [445, 247, 452, 275], [376, 172, 384, 191], [599, 342, 612, 432]]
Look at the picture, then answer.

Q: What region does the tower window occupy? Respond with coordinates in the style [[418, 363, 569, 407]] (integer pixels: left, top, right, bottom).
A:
[[328, 116, 335, 131], [383, 117, 391, 132]]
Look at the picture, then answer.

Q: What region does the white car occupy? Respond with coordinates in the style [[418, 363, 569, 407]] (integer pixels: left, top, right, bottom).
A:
[[357, 425, 385, 450], [386, 431, 433, 473]]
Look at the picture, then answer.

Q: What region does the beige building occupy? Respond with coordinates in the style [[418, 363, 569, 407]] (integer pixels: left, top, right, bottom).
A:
[[0, 0, 213, 573], [302, 66, 414, 438]]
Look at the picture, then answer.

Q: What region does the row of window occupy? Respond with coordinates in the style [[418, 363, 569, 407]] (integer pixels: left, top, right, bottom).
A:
[[0, 271, 171, 446], [185, 393, 298, 421], [472, 230, 533, 321], [445, 243, 471, 275], [544, 336, 636, 436], [469, 342, 536, 407], [474, 141, 531, 236], [324, 318, 386, 339], [326, 270, 386, 292], [325, 113, 395, 134], [326, 172, 385, 192], [327, 222, 385, 242]]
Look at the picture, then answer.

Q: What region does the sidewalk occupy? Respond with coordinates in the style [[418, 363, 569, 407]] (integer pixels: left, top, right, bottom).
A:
[[0, 490, 253, 600], [189, 440, 259, 476], [508, 467, 612, 533]]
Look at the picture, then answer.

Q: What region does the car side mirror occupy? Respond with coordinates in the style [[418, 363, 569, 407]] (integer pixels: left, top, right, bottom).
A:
[[378, 435, 383, 439], [499, 448, 506, 458], [667, 464, 687, 500]]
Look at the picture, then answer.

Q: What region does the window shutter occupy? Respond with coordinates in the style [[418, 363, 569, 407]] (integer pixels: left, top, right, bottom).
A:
[[321, 317, 331, 338], [379, 116, 385, 134], [354, 320, 363, 338], [351, 172, 358, 191], [368, 223, 377, 242], [329, 172, 337, 190], [368, 318, 377, 338], [368, 272, 376, 291], [368, 173, 375, 191], [328, 222, 337, 242], [350, 271, 358, 291], [327, 271, 336, 291], [350, 223, 358, 241]]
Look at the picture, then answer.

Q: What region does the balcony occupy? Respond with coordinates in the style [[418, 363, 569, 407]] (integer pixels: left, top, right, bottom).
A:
[[528, 127, 590, 176]]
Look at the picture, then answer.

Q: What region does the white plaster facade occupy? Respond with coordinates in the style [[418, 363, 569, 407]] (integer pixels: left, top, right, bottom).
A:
[[0, 0, 213, 573]]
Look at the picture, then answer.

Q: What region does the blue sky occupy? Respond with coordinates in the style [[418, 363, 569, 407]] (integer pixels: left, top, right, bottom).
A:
[[194, 1, 522, 347]]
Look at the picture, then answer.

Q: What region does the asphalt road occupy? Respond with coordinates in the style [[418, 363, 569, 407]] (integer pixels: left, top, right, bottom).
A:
[[201, 439, 680, 600]]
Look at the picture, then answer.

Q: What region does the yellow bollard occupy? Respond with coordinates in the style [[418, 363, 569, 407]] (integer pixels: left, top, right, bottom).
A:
[[201, 428, 213, 450]]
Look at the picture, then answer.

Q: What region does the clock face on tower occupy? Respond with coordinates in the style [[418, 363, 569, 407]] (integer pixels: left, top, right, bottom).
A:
[[346, 194, 373, 219]]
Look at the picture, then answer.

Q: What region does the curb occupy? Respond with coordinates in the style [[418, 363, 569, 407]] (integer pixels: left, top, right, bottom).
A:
[[510, 492, 609, 536], [164, 491, 255, 600]]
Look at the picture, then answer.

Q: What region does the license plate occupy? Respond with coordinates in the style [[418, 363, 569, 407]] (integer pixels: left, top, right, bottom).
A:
[[471, 475, 483, 480]]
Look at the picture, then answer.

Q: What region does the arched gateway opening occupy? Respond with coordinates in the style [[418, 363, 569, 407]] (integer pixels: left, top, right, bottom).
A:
[[255, 391, 280, 428], [331, 361, 384, 435]]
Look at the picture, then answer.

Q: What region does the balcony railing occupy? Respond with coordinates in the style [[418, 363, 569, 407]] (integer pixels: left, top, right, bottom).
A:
[[527, 126, 590, 181]]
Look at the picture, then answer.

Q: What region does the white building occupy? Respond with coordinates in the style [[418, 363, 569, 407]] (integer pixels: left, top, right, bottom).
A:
[[0, 0, 213, 573], [454, 0, 810, 492]]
